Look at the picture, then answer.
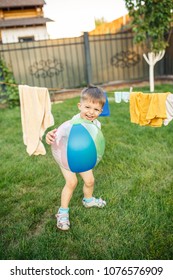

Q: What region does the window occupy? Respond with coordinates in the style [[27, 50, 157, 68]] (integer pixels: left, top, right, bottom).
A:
[[18, 36, 34, 42]]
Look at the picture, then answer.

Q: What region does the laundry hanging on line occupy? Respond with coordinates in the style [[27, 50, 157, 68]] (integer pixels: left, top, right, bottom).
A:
[[19, 85, 54, 156], [114, 91, 173, 127], [114, 91, 131, 103], [129, 92, 172, 127], [163, 93, 173, 126], [114, 87, 133, 103]]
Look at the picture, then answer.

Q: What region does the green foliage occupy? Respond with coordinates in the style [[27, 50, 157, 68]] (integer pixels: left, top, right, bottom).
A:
[[124, 0, 173, 52], [0, 84, 173, 260], [0, 58, 19, 108]]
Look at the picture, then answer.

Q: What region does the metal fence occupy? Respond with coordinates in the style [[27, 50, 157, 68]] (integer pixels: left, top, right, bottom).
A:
[[0, 31, 172, 90]]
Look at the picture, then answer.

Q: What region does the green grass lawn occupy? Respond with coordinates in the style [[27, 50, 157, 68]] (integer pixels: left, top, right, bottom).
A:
[[0, 84, 173, 260]]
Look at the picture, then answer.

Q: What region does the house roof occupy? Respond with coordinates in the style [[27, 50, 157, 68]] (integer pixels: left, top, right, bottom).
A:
[[0, 0, 45, 8], [0, 16, 52, 28]]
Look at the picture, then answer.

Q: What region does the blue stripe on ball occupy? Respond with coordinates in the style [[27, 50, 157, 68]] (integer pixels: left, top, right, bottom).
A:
[[67, 123, 97, 172]]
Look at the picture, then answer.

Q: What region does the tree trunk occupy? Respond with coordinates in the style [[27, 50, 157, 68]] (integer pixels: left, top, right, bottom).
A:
[[143, 51, 165, 92]]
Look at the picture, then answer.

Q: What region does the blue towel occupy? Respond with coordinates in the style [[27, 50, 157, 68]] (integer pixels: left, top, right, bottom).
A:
[[99, 92, 110, 117]]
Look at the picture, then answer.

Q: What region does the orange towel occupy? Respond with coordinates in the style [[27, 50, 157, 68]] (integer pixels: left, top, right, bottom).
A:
[[19, 85, 54, 155], [130, 92, 170, 127]]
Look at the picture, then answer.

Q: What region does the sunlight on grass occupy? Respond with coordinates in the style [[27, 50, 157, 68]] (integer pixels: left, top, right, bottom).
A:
[[0, 84, 173, 260]]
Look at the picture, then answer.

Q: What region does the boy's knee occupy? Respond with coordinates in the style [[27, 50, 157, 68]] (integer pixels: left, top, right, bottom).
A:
[[66, 178, 78, 189], [85, 177, 95, 188]]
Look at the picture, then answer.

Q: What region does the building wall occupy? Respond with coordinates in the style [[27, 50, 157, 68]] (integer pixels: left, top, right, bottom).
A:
[[0, 8, 43, 19], [0, 2, 50, 43], [1, 26, 50, 43]]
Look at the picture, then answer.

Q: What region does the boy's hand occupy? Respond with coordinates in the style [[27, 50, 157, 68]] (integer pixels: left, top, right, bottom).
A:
[[46, 129, 57, 145]]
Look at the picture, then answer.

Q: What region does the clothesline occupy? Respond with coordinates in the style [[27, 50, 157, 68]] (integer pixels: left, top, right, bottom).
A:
[[114, 91, 173, 127]]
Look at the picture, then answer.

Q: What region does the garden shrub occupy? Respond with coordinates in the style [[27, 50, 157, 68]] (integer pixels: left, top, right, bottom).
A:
[[0, 58, 19, 108]]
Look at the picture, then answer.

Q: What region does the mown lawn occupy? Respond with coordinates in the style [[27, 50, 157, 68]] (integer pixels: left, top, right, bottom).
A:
[[0, 84, 173, 260]]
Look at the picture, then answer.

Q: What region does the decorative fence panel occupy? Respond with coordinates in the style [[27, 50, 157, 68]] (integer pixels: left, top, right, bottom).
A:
[[0, 31, 172, 90], [88, 32, 149, 85], [0, 37, 86, 89]]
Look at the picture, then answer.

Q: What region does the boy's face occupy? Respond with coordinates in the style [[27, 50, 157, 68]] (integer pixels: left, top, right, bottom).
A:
[[78, 100, 103, 121]]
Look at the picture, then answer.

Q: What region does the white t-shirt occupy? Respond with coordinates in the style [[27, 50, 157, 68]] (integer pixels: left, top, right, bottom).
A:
[[71, 113, 101, 129]]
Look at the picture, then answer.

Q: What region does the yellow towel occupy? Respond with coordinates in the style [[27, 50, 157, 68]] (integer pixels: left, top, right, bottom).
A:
[[19, 85, 54, 155], [130, 92, 170, 127], [146, 92, 170, 127], [129, 92, 142, 124]]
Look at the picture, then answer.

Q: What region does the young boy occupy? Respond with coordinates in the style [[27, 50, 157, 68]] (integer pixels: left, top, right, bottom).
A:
[[46, 85, 106, 230]]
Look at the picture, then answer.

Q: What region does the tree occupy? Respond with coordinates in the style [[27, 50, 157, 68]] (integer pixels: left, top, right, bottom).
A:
[[124, 0, 173, 92]]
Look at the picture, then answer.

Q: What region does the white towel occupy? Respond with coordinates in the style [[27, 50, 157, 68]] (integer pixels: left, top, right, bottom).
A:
[[114, 91, 130, 103], [164, 93, 173, 126], [19, 85, 54, 155]]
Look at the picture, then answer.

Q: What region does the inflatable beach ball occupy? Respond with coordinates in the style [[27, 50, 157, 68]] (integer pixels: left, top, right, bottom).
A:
[[51, 118, 105, 173]]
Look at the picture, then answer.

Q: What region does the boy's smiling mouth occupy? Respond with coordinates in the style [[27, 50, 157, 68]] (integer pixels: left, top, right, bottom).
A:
[[85, 114, 94, 121]]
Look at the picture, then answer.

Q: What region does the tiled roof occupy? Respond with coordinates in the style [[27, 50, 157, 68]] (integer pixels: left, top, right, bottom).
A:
[[0, 0, 45, 8], [0, 17, 52, 27]]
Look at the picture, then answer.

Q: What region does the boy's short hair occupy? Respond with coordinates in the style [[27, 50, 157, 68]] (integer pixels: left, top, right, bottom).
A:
[[80, 85, 106, 107]]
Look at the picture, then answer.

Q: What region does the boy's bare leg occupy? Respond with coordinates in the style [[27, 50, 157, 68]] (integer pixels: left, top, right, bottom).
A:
[[60, 166, 78, 208], [80, 169, 106, 208], [56, 167, 78, 230], [80, 169, 95, 199]]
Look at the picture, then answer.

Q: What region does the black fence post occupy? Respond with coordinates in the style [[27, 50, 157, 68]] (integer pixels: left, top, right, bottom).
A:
[[83, 32, 92, 86]]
